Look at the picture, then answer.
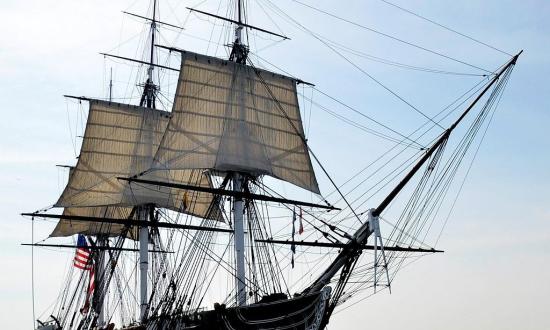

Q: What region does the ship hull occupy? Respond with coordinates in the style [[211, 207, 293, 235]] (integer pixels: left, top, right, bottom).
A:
[[143, 287, 331, 330]]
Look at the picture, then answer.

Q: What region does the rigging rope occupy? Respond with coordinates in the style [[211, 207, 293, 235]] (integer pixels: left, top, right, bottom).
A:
[[247, 57, 365, 228], [378, 0, 513, 57], [336, 63, 515, 305], [434, 65, 514, 246], [290, 0, 496, 73], [262, 0, 446, 129], [249, 51, 425, 148]]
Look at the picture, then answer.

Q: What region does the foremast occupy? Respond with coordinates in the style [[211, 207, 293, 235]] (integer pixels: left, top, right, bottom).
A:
[[94, 235, 108, 327]]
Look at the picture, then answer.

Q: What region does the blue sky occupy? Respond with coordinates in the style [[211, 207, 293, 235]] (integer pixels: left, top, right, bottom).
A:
[[0, 0, 548, 329]]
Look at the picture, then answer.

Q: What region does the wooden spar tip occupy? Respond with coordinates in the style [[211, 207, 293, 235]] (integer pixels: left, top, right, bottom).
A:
[[257, 239, 444, 253], [63, 95, 91, 101], [100, 52, 179, 72], [511, 50, 523, 64], [155, 44, 315, 86], [61, 96, 172, 116], [185, 7, 290, 40], [20, 212, 234, 234], [122, 11, 184, 30], [295, 79, 315, 87], [155, 44, 181, 53], [118, 177, 341, 211], [21, 243, 173, 253], [55, 164, 74, 168]]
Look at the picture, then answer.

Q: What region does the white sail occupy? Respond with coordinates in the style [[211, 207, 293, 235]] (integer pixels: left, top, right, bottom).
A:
[[150, 51, 320, 194], [55, 100, 216, 218]]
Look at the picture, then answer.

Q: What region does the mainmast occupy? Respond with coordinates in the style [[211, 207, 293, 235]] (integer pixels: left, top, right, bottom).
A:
[[139, 0, 158, 321], [231, 0, 248, 307], [233, 174, 246, 306]]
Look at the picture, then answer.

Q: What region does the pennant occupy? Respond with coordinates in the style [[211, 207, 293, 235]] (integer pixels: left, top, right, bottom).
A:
[[182, 191, 190, 210], [298, 207, 304, 235], [291, 208, 296, 268]]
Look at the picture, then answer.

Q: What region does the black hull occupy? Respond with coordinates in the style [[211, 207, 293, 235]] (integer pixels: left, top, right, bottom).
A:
[[144, 287, 331, 330]]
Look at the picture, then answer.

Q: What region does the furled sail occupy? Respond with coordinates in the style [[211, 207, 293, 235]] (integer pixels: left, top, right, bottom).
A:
[[50, 206, 135, 238], [150, 50, 320, 194], [55, 100, 216, 218]]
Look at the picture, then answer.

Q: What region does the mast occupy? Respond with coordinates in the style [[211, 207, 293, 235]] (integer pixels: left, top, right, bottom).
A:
[[232, 0, 247, 307], [139, 0, 158, 321], [235, 0, 243, 49], [138, 207, 149, 320], [229, 0, 248, 64], [93, 68, 113, 328], [139, 0, 157, 108], [95, 235, 107, 327], [233, 174, 247, 306], [91, 66, 115, 329]]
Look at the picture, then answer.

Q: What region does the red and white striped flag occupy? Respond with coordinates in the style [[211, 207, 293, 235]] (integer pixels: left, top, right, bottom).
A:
[[74, 234, 93, 270], [74, 234, 95, 314]]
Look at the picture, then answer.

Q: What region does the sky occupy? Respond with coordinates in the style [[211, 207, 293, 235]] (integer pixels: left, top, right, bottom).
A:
[[0, 0, 549, 329]]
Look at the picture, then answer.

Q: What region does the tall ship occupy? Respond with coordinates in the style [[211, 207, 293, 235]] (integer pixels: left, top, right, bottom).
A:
[[23, 1, 520, 329]]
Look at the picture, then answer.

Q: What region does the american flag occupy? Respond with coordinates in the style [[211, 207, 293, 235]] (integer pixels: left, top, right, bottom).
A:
[[74, 234, 93, 270], [74, 234, 95, 313]]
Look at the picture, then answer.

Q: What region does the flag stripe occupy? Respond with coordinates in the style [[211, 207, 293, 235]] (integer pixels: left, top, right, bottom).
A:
[[76, 250, 89, 257]]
